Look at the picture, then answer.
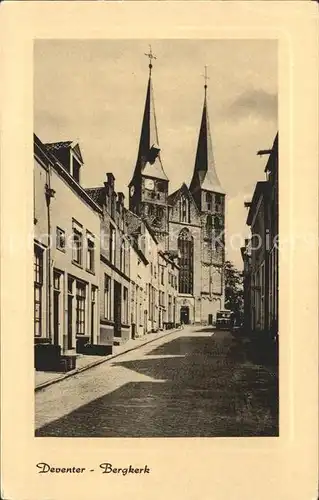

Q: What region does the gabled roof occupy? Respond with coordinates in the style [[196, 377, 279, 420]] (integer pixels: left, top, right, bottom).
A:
[[34, 134, 102, 214], [189, 89, 225, 195], [264, 132, 278, 174], [125, 209, 158, 245], [246, 181, 268, 226], [85, 187, 104, 208], [45, 141, 72, 151], [45, 140, 84, 164], [129, 73, 168, 185]]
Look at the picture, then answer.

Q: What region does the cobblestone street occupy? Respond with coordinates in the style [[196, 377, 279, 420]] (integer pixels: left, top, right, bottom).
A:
[[35, 326, 278, 437]]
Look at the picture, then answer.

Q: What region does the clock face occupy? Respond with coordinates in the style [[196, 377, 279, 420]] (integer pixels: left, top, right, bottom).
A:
[[130, 185, 135, 196], [145, 178, 155, 191]]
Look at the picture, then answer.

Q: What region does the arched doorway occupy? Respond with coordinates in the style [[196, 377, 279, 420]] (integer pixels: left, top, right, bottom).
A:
[[180, 306, 190, 325]]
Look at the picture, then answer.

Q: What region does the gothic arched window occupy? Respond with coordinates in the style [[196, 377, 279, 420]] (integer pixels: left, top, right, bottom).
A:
[[205, 215, 212, 239], [178, 228, 194, 294], [180, 196, 190, 223], [206, 192, 212, 211]]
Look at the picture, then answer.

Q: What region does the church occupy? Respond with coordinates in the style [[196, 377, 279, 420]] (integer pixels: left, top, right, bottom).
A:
[[128, 53, 226, 325]]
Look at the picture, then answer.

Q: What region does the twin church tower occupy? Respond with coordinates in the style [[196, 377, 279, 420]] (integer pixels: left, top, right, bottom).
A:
[[128, 49, 226, 324]]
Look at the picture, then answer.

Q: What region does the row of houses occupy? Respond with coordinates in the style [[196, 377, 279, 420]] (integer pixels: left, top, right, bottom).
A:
[[241, 133, 278, 345], [34, 134, 179, 372]]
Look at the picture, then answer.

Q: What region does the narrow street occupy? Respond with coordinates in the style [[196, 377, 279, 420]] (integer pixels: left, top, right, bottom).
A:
[[35, 326, 278, 437]]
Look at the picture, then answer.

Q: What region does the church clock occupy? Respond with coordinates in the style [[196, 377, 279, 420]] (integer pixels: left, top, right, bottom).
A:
[[145, 178, 155, 191], [130, 185, 135, 197]]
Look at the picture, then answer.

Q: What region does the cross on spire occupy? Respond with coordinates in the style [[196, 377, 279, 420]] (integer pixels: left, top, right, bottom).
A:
[[145, 45, 157, 75], [202, 65, 210, 95]]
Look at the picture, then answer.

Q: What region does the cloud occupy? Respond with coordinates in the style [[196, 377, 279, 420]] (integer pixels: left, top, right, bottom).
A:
[[227, 89, 277, 122]]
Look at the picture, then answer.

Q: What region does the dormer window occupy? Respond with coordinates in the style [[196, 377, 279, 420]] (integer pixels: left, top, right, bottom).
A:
[[72, 156, 81, 183], [148, 143, 160, 164]]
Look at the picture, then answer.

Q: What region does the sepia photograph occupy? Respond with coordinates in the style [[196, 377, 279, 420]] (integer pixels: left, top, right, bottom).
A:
[[1, 2, 318, 500], [33, 39, 279, 438]]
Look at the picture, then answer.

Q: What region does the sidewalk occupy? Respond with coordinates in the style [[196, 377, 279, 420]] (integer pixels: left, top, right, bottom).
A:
[[35, 327, 182, 392]]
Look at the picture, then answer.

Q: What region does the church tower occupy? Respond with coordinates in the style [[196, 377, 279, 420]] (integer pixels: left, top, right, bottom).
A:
[[189, 68, 226, 317], [129, 48, 169, 244]]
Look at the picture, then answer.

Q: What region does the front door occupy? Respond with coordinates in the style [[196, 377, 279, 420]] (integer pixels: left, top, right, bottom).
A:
[[53, 270, 62, 346], [53, 291, 60, 345], [67, 294, 73, 349], [114, 281, 122, 337], [180, 306, 189, 325]]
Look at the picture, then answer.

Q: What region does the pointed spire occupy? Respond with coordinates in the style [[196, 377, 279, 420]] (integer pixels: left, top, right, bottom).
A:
[[130, 47, 168, 185], [190, 68, 225, 196]]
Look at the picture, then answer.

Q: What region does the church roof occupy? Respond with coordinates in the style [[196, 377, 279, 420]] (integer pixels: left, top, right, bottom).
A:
[[167, 182, 200, 215], [130, 72, 168, 185], [189, 88, 225, 195]]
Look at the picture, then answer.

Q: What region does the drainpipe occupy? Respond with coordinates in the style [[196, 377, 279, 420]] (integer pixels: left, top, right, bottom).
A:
[[45, 170, 55, 343]]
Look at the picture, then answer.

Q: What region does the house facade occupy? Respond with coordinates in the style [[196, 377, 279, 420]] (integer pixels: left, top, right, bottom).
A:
[[34, 135, 102, 370], [243, 133, 278, 341], [85, 175, 131, 347]]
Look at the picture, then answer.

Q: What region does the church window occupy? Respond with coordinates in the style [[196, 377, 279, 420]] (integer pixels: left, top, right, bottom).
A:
[[206, 192, 212, 211], [157, 206, 163, 218], [205, 215, 212, 239], [180, 196, 190, 223], [215, 194, 222, 212], [178, 228, 194, 294], [157, 181, 166, 192], [214, 216, 221, 230]]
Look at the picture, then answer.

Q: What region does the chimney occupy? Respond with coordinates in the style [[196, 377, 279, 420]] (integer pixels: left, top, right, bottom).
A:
[[118, 192, 125, 205], [106, 172, 115, 189]]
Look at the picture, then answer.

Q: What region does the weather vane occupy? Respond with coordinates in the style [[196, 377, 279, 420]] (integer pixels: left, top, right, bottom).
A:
[[145, 45, 157, 74]]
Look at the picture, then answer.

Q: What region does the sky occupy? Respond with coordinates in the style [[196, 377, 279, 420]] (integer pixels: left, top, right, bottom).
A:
[[34, 39, 278, 269]]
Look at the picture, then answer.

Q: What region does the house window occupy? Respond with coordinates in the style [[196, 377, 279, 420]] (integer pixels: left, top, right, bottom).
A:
[[72, 221, 83, 266], [56, 227, 66, 251], [109, 224, 116, 265], [86, 233, 95, 273], [120, 241, 124, 272], [160, 266, 164, 285], [123, 287, 128, 324], [111, 194, 116, 219], [104, 274, 112, 320], [75, 281, 86, 335], [178, 228, 194, 294], [34, 246, 43, 337]]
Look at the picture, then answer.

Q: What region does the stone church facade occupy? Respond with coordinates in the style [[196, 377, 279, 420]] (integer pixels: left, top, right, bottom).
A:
[[128, 60, 226, 325]]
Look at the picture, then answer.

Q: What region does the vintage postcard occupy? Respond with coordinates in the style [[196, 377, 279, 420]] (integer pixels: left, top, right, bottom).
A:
[[1, 1, 318, 499]]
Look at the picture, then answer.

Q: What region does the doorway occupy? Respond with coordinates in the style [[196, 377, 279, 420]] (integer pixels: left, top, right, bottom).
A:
[[180, 306, 190, 325], [114, 281, 122, 337], [91, 286, 97, 342], [53, 270, 62, 346]]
